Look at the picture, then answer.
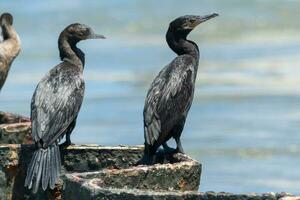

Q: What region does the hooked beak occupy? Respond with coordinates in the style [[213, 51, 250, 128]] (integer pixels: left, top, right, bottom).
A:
[[87, 33, 106, 39], [191, 13, 219, 28]]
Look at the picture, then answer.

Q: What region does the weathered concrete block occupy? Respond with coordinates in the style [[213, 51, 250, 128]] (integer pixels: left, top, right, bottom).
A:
[[0, 144, 201, 200], [0, 111, 32, 144], [0, 115, 298, 200], [63, 152, 200, 192], [62, 182, 298, 200], [0, 111, 30, 124], [0, 122, 32, 144], [62, 145, 144, 172], [280, 197, 300, 200]]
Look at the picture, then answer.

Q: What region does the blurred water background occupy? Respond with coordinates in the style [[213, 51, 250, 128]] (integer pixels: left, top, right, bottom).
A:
[[1, 0, 300, 194]]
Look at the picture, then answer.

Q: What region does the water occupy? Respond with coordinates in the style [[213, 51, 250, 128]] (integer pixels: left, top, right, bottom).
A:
[[1, 0, 300, 194]]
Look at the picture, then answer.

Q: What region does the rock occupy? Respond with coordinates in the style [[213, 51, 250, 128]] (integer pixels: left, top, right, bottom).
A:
[[0, 111, 32, 144], [63, 153, 200, 191], [0, 116, 298, 200], [62, 185, 298, 200], [0, 122, 32, 144], [280, 196, 300, 200], [0, 144, 201, 200], [0, 111, 30, 124]]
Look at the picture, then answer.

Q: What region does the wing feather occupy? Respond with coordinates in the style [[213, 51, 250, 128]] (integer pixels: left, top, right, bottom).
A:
[[31, 62, 84, 146], [144, 55, 196, 146]]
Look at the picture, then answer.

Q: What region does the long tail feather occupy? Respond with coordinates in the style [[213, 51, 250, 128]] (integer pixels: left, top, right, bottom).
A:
[[24, 144, 61, 193]]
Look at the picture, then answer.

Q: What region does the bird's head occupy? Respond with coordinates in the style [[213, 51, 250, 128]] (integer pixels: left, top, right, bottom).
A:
[[169, 14, 218, 36], [0, 13, 13, 26], [61, 23, 105, 44]]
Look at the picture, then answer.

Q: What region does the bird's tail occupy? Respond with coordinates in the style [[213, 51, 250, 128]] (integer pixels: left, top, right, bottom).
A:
[[24, 144, 61, 193]]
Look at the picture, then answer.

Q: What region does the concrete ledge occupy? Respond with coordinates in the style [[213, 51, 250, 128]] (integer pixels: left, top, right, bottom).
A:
[[0, 112, 298, 200], [0, 111, 32, 144], [0, 111, 30, 124], [0, 144, 201, 200], [63, 153, 200, 191], [62, 182, 298, 200], [0, 122, 32, 144]]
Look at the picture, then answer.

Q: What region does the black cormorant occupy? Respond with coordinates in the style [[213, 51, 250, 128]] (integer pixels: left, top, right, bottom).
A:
[[142, 14, 218, 164], [24, 23, 105, 192], [0, 13, 20, 91]]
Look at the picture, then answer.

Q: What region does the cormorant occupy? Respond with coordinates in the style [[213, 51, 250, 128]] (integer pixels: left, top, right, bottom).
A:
[[24, 23, 105, 193], [0, 13, 20, 91], [142, 14, 218, 164]]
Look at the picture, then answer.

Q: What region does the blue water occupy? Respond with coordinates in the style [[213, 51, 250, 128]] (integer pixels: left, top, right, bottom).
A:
[[1, 0, 300, 194]]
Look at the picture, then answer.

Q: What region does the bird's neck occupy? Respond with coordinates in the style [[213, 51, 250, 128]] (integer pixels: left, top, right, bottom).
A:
[[58, 35, 85, 69], [0, 24, 21, 58], [1, 24, 18, 41], [166, 28, 199, 59]]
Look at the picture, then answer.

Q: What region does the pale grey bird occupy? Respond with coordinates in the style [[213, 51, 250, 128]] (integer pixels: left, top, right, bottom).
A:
[[0, 13, 21, 91]]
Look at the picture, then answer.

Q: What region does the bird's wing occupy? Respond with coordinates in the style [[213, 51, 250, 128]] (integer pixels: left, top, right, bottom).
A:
[[144, 55, 196, 145], [31, 63, 85, 146], [0, 57, 5, 86], [0, 54, 8, 90], [143, 68, 166, 146]]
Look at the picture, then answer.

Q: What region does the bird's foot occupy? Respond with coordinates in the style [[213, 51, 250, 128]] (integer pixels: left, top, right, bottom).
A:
[[163, 146, 177, 154], [175, 138, 185, 154], [175, 147, 185, 154], [136, 154, 155, 166]]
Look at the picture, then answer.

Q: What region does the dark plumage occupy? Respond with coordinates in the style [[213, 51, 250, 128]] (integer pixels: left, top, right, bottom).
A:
[[0, 12, 20, 91], [142, 14, 218, 164], [24, 23, 105, 193]]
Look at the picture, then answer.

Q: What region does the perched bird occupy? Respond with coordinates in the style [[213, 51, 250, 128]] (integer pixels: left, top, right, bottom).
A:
[[0, 13, 21, 91], [24, 23, 105, 193], [142, 14, 218, 164]]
